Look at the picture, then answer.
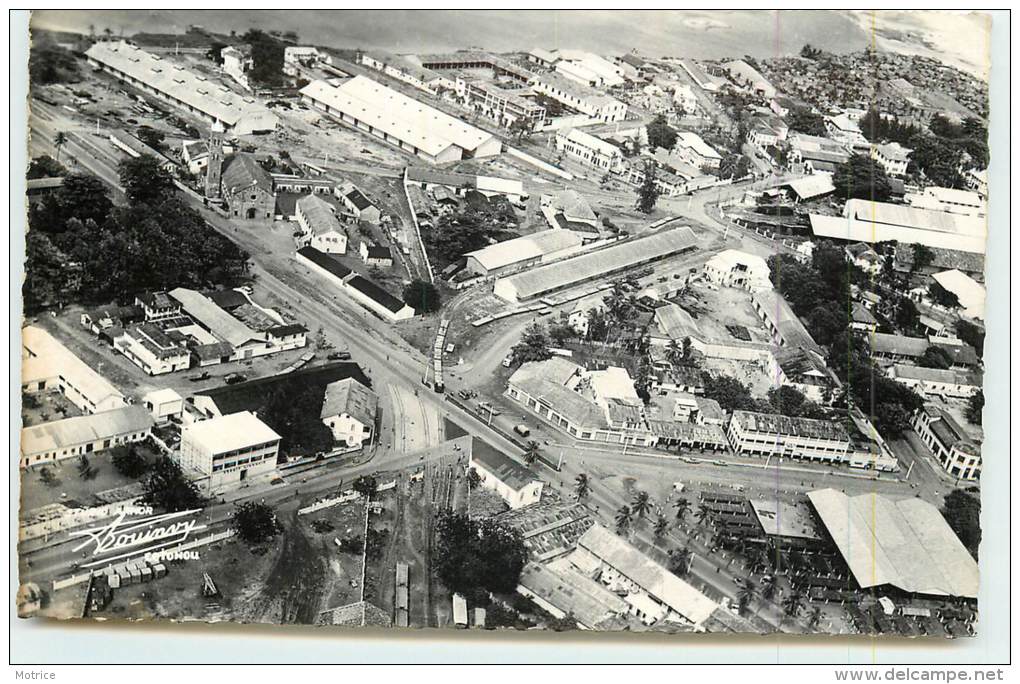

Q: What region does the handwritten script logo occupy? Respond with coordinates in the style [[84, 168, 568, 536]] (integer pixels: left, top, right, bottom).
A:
[[69, 509, 206, 559]]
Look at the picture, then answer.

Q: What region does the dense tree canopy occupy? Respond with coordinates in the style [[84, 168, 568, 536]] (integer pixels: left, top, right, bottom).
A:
[[700, 372, 760, 412], [425, 204, 511, 265], [832, 154, 892, 202], [402, 279, 441, 314], [826, 330, 924, 437], [24, 169, 250, 312], [942, 489, 980, 559], [241, 30, 285, 87], [260, 379, 335, 456], [646, 114, 678, 151], [955, 320, 985, 358], [232, 501, 281, 544], [111, 445, 150, 478], [511, 323, 553, 366], [636, 161, 661, 214], [787, 109, 826, 136], [140, 457, 203, 513], [434, 511, 527, 595], [118, 154, 177, 206], [29, 36, 81, 85], [27, 155, 67, 179]]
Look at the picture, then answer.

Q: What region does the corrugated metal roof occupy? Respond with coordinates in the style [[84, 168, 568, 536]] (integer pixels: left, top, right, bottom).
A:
[[808, 488, 978, 598], [22, 405, 153, 458], [498, 227, 697, 301], [169, 287, 263, 348], [85, 41, 277, 128], [300, 76, 496, 157], [578, 524, 719, 625]]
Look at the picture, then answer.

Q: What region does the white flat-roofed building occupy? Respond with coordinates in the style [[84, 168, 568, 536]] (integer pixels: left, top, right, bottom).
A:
[[809, 199, 987, 254], [465, 229, 585, 278], [703, 249, 771, 292], [85, 41, 279, 135], [931, 269, 986, 319], [674, 131, 721, 170], [296, 194, 347, 254], [20, 405, 154, 469], [808, 488, 979, 597], [469, 439, 543, 509], [494, 227, 698, 303], [320, 377, 377, 447], [887, 364, 980, 399], [911, 405, 981, 481], [573, 524, 719, 627], [727, 410, 852, 464], [179, 411, 281, 489], [142, 388, 184, 424], [555, 127, 624, 172], [22, 326, 127, 415], [871, 141, 912, 177], [299, 76, 501, 164], [458, 78, 547, 128]]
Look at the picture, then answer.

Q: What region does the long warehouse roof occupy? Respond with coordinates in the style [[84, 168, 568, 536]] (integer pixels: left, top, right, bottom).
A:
[[300, 75, 497, 158], [810, 200, 987, 254], [85, 41, 275, 127], [808, 488, 979, 598], [497, 227, 698, 300]]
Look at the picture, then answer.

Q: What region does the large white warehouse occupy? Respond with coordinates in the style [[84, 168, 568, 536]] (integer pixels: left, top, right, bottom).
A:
[[300, 75, 502, 163]]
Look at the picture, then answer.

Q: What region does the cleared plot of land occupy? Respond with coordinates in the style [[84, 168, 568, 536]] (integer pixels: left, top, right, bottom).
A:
[[675, 281, 771, 344]]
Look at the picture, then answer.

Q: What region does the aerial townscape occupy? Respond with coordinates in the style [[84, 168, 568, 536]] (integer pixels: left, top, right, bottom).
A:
[[20, 12, 988, 638]]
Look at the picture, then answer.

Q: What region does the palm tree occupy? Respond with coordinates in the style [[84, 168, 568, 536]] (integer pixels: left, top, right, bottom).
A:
[[760, 574, 777, 601], [573, 473, 591, 500], [615, 505, 633, 535], [53, 131, 68, 161], [670, 547, 693, 577], [695, 502, 714, 527], [736, 578, 758, 615], [631, 490, 652, 518], [806, 606, 824, 630], [673, 496, 691, 523], [666, 339, 683, 366], [782, 587, 804, 618], [522, 441, 540, 465], [653, 514, 669, 540]]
